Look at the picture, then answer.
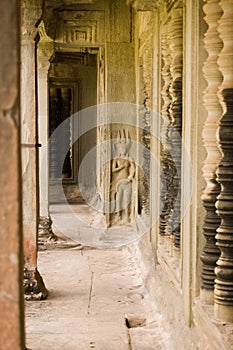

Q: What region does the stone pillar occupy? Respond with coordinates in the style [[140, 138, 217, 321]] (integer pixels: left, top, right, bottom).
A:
[[215, 0, 233, 322], [21, 2, 48, 300], [37, 33, 56, 244], [200, 0, 222, 304], [105, 0, 136, 226], [0, 1, 25, 348]]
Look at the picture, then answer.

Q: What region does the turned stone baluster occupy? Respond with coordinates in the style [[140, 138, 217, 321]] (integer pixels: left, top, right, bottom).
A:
[[200, 0, 222, 303], [160, 30, 173, 236], [215, 0, 233, 322], [168, 6, 183, 249]]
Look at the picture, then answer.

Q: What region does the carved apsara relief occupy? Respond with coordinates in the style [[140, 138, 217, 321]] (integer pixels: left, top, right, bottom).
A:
[[110, 129, 136, 226]]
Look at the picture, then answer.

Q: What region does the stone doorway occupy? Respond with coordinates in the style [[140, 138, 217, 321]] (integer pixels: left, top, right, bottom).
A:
[[48, 51, 98, 205]]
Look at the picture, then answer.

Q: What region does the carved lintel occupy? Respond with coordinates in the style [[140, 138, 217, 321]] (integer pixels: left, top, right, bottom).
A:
[[24, 268, 48, 301]]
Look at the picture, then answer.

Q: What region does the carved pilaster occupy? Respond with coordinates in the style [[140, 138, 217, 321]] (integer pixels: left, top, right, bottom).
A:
[[167, 6, 183, 249], [215, 0, 233, 322], [200, 0, 222, 303]]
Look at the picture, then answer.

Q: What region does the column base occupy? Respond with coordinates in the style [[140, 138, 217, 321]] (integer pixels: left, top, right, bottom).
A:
[[38, 216, 57, 244], [200, 288, 214, 305], [24, 268, 48, 301], [214, 303, 233, 323]]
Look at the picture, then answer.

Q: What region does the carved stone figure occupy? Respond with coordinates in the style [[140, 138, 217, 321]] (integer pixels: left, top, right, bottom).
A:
[[110, 130, 136, 225]]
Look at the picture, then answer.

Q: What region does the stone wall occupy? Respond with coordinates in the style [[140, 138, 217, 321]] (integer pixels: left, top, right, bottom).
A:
[[130, 0, 233, 348]]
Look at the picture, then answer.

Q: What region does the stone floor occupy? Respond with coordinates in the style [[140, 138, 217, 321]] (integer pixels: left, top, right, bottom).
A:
[[25, 204, 172, 350]]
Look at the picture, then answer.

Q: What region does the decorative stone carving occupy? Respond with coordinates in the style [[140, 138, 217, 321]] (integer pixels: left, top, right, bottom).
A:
[[52, 10, 105, 44], [215, 0, 233, 322], [200, 0, 222, 303], [64, 22, 96, 44], [110, 130, 136, 225]]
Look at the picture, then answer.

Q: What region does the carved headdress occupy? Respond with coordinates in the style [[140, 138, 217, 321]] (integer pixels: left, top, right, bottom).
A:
[[113, 129, 131, 157]]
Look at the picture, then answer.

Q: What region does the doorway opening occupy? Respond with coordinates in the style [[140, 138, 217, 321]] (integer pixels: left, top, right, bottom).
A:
[[48, 50, 98, 205]]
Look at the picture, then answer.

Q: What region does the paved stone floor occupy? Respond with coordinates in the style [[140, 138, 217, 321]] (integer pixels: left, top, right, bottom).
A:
[[25, 205, 172, 350]]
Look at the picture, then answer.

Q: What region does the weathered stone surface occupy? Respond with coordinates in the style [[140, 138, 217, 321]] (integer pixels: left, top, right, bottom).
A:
[[25, 236, 170, 349], [106, 42, 135, 103], [0, 1, 24, 349]]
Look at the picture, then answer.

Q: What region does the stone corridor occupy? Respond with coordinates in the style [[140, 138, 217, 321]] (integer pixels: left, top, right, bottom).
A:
[[2, 1, 233, 349], [25, 206, 171, 350]]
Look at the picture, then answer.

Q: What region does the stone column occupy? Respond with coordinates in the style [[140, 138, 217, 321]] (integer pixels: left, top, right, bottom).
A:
[[215, 0, 233, 322], [21, 2, 48, 300], [200, 0, 222, 304], [37, 35, 57, 243], [0, 1, 25, 348]]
